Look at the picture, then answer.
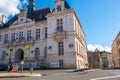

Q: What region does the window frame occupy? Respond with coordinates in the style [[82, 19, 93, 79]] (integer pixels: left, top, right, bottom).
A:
[[36, 28, 40, 40], [58, 42, 64, 55]]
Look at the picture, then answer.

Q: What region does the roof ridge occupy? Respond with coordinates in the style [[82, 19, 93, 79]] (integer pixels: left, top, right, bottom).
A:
[[35, 6, 50, 11]]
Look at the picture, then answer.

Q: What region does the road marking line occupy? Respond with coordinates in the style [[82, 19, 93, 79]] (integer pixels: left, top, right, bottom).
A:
[[90, 75, 120, 80]]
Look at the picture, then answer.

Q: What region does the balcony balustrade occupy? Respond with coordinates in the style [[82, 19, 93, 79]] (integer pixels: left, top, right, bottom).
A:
[[53, 31, 67, 42], [3, 37, 35, 47]]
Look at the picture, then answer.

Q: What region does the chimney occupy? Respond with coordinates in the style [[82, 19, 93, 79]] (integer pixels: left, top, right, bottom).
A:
[[2, 15, 6, 24], [0, 15, 6, 27]]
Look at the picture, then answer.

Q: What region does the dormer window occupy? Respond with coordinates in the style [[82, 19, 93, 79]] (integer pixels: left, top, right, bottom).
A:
[[17, 9, 27, 24], [21, 19, 23, 22], [56, 5, 61, 12]]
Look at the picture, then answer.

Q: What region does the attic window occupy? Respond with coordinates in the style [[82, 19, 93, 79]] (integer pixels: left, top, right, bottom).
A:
[[56, 5, 61, 12], [21, 19, 23, 22]]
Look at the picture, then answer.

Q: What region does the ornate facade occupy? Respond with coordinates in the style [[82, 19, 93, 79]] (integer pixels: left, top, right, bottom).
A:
[[0, 0, 88, 69]]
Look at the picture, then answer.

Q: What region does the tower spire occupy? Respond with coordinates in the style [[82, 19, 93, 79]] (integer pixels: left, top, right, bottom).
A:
[[27, 0, 35, 20], [28, 0, 35, 9]]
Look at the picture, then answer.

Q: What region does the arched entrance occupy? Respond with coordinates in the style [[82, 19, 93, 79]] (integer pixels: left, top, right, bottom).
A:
[[15, 49, 24, 62]]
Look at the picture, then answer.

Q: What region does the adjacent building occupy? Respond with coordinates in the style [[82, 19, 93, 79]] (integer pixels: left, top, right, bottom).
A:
[[87, 49, 102, 69], [107, 53, 114, 68], [101, 51, 113, 68], [0, 0, 88, 69], [112, 32, 120, 68], [88, 49, 113, 69]]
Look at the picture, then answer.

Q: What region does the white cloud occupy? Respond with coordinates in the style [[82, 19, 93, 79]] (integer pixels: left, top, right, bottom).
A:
[[87, 44, 112, 53], [18, 0, 28, 9], [0, 0, 20, 17], [0, 0, 28, 19]]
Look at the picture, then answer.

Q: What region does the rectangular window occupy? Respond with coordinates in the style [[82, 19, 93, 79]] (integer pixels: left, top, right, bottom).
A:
[[56, 19, 63, 32], [44, 47, 47, 57], [117, 39, 120, 45], [59, 59, 63, 68], [11, 33, 15, 43], [19, 31, 23, 42], [119, 49, 120, 54], [45, 27, 47, 39], [36, 29, 40, 40], [58, 42, 64, 55], [79, 44, 80, 54], [76, 42, 78, 54], [0, 35, 1, 43], [4, 34, 8, 44], [57, 5, 61, 12], [27, 30, 32, 41]]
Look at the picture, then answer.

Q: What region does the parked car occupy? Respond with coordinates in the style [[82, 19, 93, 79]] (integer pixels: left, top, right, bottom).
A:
[[0, 64, 8, 71]]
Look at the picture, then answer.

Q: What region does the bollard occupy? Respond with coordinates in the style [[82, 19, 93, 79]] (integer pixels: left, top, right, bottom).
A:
[[30, 68, 33, 74], [21, 65, 23, 72], [21, 60, 24, 72]]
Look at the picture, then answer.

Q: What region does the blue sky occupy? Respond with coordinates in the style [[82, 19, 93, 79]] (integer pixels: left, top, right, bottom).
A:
[[34, 0, 120, 46], [0, 0, 120, 52]]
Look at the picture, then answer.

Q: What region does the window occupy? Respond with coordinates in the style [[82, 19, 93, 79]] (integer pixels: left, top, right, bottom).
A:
[[4, 34, 8, 44], [117, 39, 120, 45], [56, 19, 63, 32], [27, 30, 32, 41], [19, 31, 24, 42], [56, 5, 61, 12], [44, 47, 47, 57], [79, 44, 80, 54], [2, 51, 6, 61], [45, 27, 47, 39], [36, 29, 40, 40], [59, 59, 63, 68], [21, 19, 23, 22], [119, 49, 120, 54], [76, 42, 79, 54], [58, 42, 64, 55], [0, 35, 1, 43], [11, 33, 15, 43], [35, 48, 40, 60]]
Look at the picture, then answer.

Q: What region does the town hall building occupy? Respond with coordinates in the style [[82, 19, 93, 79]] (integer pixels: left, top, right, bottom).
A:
[[0, 0, 88, 69]]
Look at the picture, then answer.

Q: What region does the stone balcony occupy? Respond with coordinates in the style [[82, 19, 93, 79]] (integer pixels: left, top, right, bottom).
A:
[[4, 39, 35, 47], [53, 31, 67, 42]]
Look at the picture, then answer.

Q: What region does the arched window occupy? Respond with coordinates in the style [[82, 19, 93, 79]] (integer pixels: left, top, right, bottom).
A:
[[35, 48, 40, 60]]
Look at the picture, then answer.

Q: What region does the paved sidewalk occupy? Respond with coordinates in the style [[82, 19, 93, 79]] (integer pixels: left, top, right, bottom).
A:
[[0, 72, 41, 78], [66, 69, 101, 73]]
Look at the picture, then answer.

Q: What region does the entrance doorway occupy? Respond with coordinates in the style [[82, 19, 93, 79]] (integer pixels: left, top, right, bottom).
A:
[[59, 59, 64, 68], [15, 49, 24, 62]]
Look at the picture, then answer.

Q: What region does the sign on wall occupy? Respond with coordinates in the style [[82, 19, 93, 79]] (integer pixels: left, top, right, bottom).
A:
[[48, 46, 52, 50], [69, 44, 74, 48], [25, 44, 30, 57], [9, 46, 13, 59]]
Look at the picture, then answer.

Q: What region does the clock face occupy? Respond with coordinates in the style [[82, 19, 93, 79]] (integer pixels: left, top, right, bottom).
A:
[[39, 14, 43, 19]]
